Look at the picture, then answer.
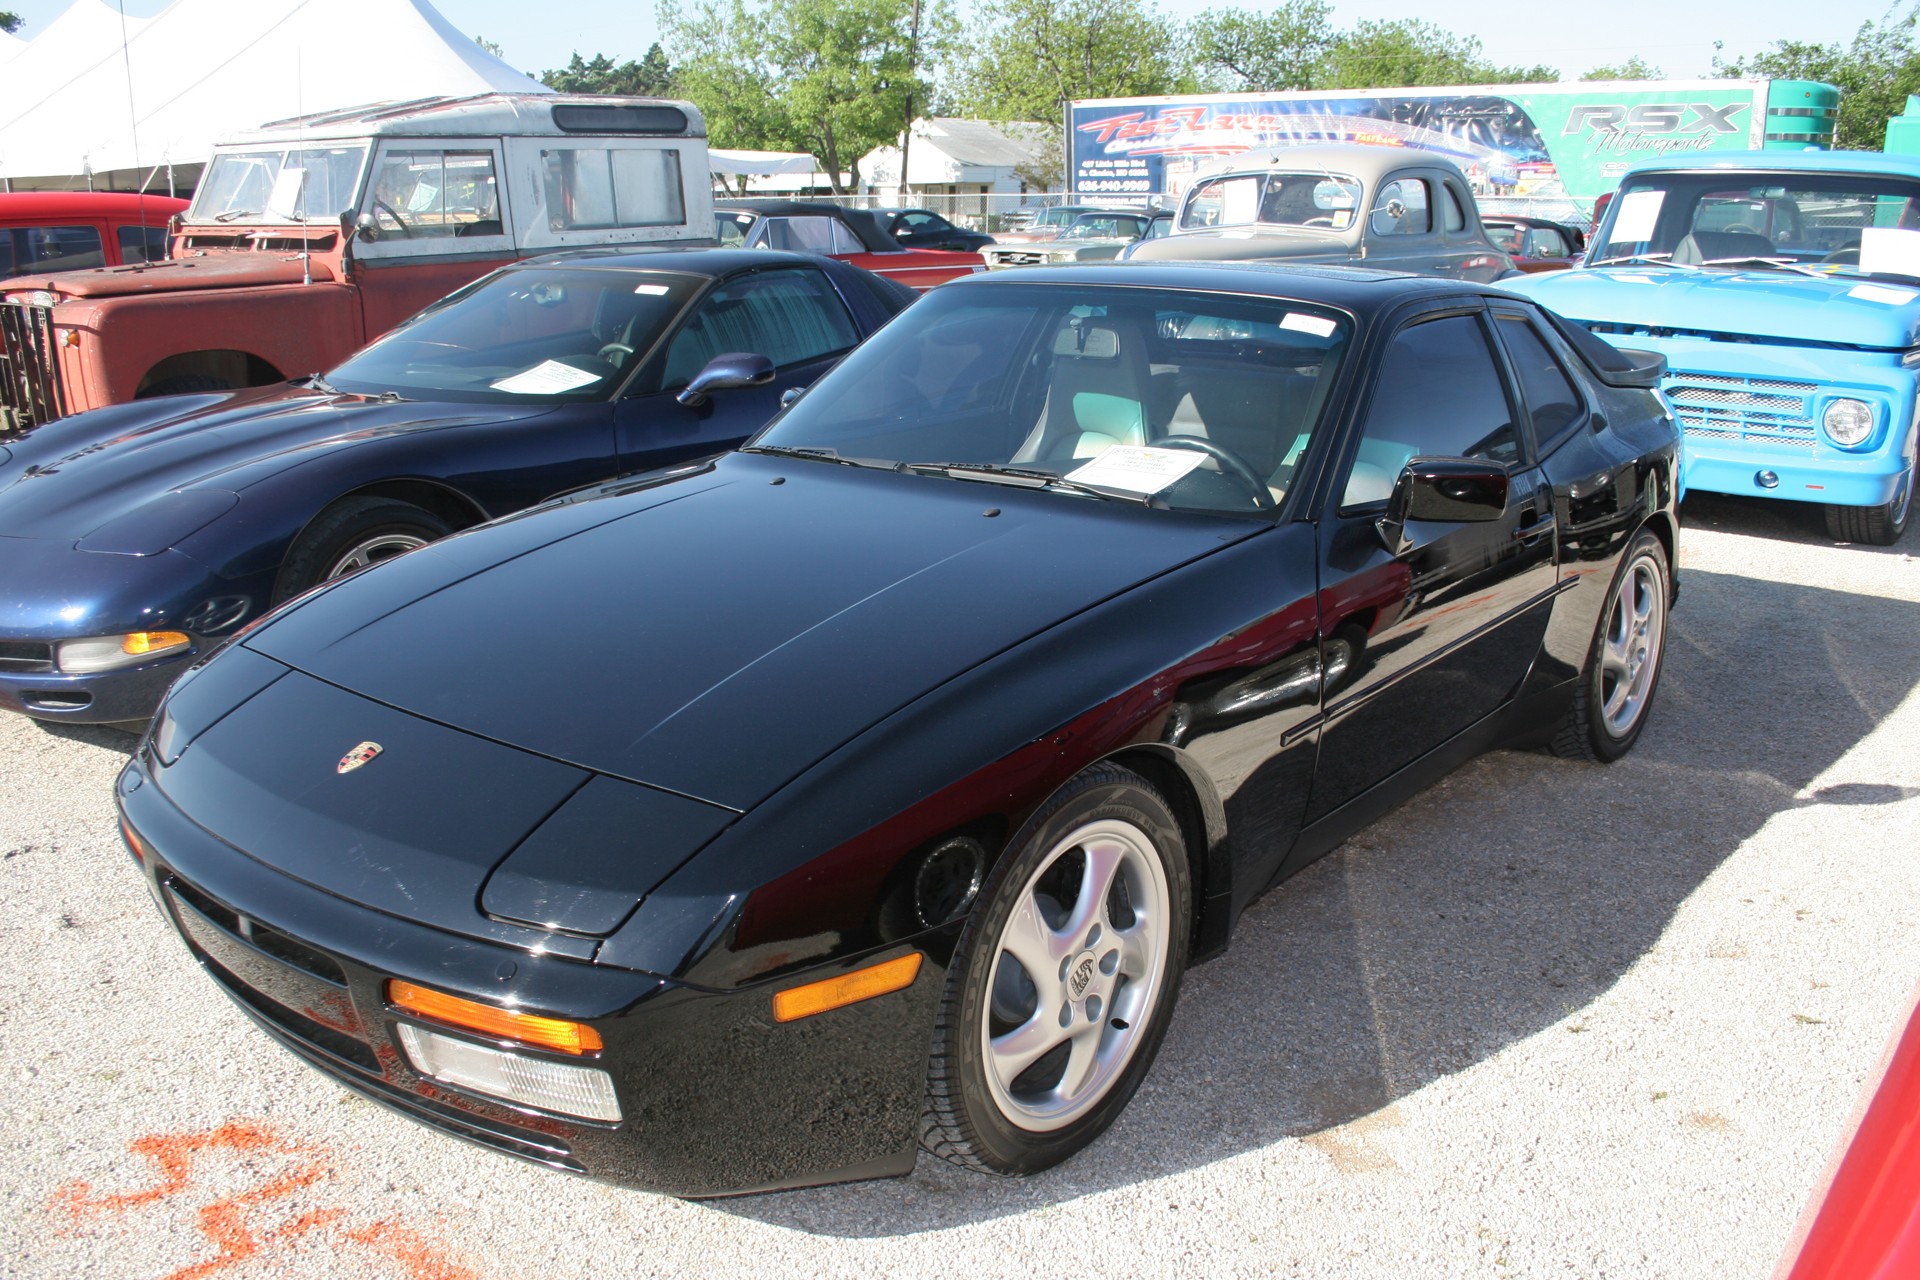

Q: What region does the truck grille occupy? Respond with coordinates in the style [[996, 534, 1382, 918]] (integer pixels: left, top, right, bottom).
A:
[[1664, 371, 1819, 449], [0, 299, 68, 433]]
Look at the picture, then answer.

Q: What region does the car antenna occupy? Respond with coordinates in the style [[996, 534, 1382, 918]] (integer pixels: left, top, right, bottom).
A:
[[298, 53, 311, 288], [115, 0, 148, 246]]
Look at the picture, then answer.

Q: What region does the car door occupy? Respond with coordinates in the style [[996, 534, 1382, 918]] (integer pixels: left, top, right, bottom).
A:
[[614, 265, 864, 472], [1306, 301, 1559, 821], [1363, 172, 1447, 275]]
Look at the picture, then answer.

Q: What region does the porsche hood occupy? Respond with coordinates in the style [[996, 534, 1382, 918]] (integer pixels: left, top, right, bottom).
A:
[[240, 453, 1253, 813]]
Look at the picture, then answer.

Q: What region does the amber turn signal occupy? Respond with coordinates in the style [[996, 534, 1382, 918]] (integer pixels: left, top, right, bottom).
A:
[[771, 953, 923, 1023], [123, 631, 191, 655], [386, 980, 603, 1055], [118, 815, 147, 864]]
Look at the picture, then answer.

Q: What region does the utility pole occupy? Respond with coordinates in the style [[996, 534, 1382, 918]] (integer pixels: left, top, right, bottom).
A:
[[897, 0, 922, 201]]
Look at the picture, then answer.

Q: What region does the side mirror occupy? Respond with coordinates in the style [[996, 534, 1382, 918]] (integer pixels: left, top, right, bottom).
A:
[[779, 386, 807, 409], [677, 351, 775, 408], [344, 211, 379, 244], [1377, 457, 1509, 552]]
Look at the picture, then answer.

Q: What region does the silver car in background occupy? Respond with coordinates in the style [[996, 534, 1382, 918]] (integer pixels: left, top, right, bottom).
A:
[[982, 209, 1170, 268]]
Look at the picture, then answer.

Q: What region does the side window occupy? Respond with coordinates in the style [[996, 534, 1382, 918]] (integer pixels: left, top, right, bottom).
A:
[[1494, 313, 1585, 448], [541, 146, 684, 231], [22, 225, 104, 272], [367, 149, 502, 240], [661, 269, 860, 386], [1440, 183, 1466, 233], [117, 225, 169, 265], [1342, 313, 1517, 507], [1527, 228, 1569, 258], [1370, 178, 1431, 236]]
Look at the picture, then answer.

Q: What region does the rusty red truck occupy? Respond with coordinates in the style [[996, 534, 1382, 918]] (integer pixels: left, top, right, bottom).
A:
[[1, 93, 715, 433]]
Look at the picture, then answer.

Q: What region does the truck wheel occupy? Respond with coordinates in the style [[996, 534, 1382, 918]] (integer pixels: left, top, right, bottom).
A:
[[141, 373, 235, 398], [1823, 455, 1914, 546], [276, 497, 452, 600]]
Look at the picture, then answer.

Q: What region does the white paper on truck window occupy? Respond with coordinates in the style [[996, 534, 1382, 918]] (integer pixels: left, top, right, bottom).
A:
[[1847, 282, 1919, 306], [1859, 228, 1920, 279], [491, 360, 603, 394], [266, 168, 307, 218], [1610, 190, 1664, 244], [1066, 446, 1208, 494]]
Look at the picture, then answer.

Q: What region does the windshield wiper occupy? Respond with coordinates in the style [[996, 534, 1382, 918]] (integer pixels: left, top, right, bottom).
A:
[[902, 460, 1150, 504], [304, 373, 341, 394], [213, 209, 261, 223], [1590, 254, 1696, 270], [742, 444, 895, 470], [1699, 256, 1828, 278]]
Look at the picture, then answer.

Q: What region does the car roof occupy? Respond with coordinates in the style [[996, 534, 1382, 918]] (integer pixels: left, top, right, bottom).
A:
[[1191, 143, 1471, 184], [229, 93, 706, 144], [945, 260, 1497, 316], [0, 191, 189, 218], [501, 246, 834, 274], [1619, 149, 1920, 182]]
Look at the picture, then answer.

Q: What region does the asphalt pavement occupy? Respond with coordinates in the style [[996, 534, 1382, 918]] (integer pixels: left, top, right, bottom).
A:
[[2, 492, 1916, 1279]]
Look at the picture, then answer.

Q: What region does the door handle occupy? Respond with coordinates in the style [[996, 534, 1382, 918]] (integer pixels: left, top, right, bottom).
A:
[[1514, 514, 1557, 542]]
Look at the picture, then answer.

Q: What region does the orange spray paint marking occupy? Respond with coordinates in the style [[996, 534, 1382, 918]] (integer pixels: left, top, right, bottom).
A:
[[49, 1120, 484, 1280]]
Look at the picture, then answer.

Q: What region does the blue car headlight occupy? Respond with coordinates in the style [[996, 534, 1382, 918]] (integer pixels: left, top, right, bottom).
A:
[[57, 631, 193, 674], [1822, 398, 1875, 448]]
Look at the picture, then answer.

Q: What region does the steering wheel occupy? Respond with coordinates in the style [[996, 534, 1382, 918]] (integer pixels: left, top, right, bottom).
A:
[[372, 199, 414, 237], [1146, 435, 1275, 508], [597, 342, 635, 363], [1822, 246, 1861, 265], [1302, 216, 1337, 228]]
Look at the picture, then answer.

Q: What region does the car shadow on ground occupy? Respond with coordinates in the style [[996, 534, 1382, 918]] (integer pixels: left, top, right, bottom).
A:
[[711, 566, 1920, 1235], [32, 720, 141, 755], [1682, 492, 1917, 554]]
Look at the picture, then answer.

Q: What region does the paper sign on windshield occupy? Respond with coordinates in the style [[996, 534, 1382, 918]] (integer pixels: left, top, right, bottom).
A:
[[1860, 228, 1920, 280], [1066, 446, 1208, 494], [491, 360, 603, 394], [1848, 283, 1919, 306], [1610, 190, 1664, 244], [266, 167, 307, 219]]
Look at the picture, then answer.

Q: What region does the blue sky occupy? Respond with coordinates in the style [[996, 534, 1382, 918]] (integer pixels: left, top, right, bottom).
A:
[[4, 0, 1902, 84]]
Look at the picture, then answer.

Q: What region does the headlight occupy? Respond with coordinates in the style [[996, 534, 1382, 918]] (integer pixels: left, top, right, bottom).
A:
[[57, 631, 192, 674], [1823, 398, 1875, 447], [395, 1024, 622, 1122]]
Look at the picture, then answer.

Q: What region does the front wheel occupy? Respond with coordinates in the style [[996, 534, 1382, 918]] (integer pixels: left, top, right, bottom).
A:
[[1549, 528, 1670, 763], [920, 764, 1191, 1175], [1823, 451, 1915, 546], [275, 496, 453, 601]]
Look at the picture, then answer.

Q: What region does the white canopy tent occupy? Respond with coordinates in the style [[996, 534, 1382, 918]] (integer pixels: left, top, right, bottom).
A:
[[709, 149, 823, 177], [1, 0, 159, 124], [0, 0, 549, 189], [0, 29, 26, 70]]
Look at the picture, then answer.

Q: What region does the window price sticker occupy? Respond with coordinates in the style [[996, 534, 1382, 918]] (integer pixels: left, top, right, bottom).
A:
[[1066, 446, 1208, 494], [491, 360, 603, 394]]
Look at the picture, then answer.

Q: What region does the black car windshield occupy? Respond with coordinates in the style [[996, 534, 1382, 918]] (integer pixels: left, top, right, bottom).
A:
[[753, 283, 1351, 517], [1593, 172, 1920, 280], [326, 266, 701, 402]]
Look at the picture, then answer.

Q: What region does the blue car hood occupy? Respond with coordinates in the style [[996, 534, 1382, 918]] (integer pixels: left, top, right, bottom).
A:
[[1504, 267, 1920, 349], [246, 453, 1256, 811], [0, 388, 555, 542]]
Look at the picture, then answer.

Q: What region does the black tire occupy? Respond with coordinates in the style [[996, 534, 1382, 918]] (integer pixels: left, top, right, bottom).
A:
[[140, 373, 235, 398], [1823, 452, 1914, 546], [275, 497, 453, 601], [1550, 528, 1670, 763], [921, 763, 1191, 1175]]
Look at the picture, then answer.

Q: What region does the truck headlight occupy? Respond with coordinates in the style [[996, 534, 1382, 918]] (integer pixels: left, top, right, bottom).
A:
[[1823, 399, 1875, 447]]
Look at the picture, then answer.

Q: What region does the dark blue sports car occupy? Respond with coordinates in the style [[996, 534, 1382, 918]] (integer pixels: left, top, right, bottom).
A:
[[0, 248, 913, 725], [119, 263, 1680, 1195]]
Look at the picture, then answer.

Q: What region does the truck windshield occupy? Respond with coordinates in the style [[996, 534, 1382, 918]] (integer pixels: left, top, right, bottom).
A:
[[1593, 171, 1920, 280], [324, 266, 701, 403], [1179, 172, 1362, 232], [189, 143, 370, 225]]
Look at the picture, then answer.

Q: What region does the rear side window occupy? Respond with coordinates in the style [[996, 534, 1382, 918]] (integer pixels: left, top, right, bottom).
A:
[[1342, 313, 1517, 507], [1440, 184, 1466, 233], [8, 225, 104, 275], [117, 224, 169, 265], [1495, 314, 1585, 448], [747, 215, 864, 254], [542, 147, 685, 230]]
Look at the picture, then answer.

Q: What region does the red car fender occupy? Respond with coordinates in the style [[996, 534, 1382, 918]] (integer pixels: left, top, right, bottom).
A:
[[1779, 987, 1920, 1280]]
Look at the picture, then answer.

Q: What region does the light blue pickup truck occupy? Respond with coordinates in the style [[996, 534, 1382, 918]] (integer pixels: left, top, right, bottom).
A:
[[1504, 151, 1920, 545]]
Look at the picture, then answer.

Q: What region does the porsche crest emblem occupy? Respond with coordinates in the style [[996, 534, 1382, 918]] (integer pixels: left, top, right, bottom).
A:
[[336, 741, 383, 774]]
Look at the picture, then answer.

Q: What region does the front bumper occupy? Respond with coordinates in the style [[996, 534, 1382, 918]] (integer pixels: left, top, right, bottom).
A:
[[0, 647, 202, 724], [116, 750, 952, 1196]]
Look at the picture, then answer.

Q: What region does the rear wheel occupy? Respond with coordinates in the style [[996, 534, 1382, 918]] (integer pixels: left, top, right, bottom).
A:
[[921, 764, 1190, 1175], [1823, 451, 1915, 546], [276, 497, 452, 600], [1550, 528, 1669, 763]]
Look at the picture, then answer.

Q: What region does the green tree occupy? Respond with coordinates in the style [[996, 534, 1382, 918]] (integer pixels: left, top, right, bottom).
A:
[[1321, 18, 1555, 88], [1, 11, 22, 35], [541, 44, 677, 96], [662, 0, 946, 192], [1721, 6, 1920, 149], [1582, 55, 1664, 80], [1190, 1, 1335, 92], [949, 0, 1199, 123], [474, 36, 505, 58]]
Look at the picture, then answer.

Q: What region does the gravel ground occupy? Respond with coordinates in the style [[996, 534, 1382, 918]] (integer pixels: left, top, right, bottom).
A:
[[2, 493, 1916, 1280]]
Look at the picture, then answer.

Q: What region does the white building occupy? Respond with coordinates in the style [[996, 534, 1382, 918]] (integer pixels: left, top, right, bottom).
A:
[[859, 118, 1060, 221]]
